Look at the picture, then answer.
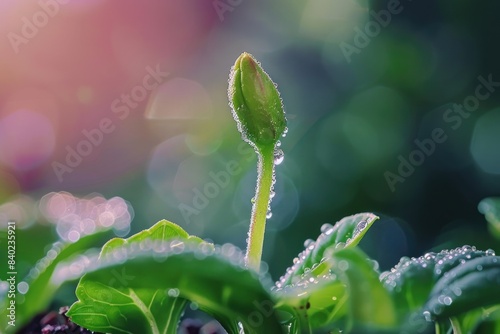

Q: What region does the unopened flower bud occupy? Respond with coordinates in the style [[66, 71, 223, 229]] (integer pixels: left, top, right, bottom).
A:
[[228, 52, 286, 149]]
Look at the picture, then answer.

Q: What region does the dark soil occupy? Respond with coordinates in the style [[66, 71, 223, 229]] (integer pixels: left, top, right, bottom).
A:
[[16, 306, 99, 333]]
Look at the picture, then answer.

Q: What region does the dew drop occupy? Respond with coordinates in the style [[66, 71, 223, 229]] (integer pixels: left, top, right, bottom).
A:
[[356, 220, 367, 232], [462, 245, 472, 252], [282, 127, 288, 137], [452, 287, 462, 296], [17, 282, 29, 294], [370, 259, 380, 271], [276, 140, 282, 147], [338, 260, 349, 271], [486, 249, 496, 256], [274, 149, 284, 165], [424, 252, 436, 261], [303, 239, 314, 248], [423, 311, 433, 322], [251, 197, 256, 204], [320, 223, 333, 233], [476, 264, 483, 271], [335, 242, 346, 249], [266, 211, 273, 219], [168, 288, 180, 297], [269, 190, 276, 199]]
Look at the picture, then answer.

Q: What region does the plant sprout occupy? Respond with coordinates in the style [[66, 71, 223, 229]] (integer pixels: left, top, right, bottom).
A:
[[228, 52, 287, 271]]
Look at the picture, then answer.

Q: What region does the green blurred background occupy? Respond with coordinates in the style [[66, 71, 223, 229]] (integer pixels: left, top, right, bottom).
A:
[[1, 0, 500, 289]]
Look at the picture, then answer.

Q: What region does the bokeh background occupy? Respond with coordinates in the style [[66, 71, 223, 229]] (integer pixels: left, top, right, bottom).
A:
[[1, 0, 500, 298]]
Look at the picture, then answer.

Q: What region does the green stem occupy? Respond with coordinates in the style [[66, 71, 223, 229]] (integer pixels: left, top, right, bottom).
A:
[[245, 144, 275, 272], [449, 317, 463, 334]]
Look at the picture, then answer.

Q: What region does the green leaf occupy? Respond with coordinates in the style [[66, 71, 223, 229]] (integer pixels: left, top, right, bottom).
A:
[[0, 228, 114, 332], [479, 197, 500, 239], [273, 213, 379, 332], [99, 219, 204, 257], [278, 213, 378, 287], [333, 248, 397, 332], [275, 263, 347, 332], [381, 246, 500, 331], [275, 248, 396, 333], [68, 221, 283, 334], [424, 255, 500, 320], [381, 246, 491, 314]]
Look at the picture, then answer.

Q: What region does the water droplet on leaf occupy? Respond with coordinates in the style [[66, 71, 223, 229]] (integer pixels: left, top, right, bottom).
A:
[[168, 288, 180, 297], [423, 310, 433, 322], [338, 260, 349, 271], [320, 223, 333, 233], [303, 239, 314, 248]]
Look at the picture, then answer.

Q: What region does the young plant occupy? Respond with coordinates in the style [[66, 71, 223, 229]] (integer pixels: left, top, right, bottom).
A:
[[228, 52, 287, 272], [2, 53, 500, 334]]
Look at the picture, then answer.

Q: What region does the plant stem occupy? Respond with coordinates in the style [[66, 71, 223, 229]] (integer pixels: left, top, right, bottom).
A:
[[449, 317, 462, 334], [245, 144, 275, 272]]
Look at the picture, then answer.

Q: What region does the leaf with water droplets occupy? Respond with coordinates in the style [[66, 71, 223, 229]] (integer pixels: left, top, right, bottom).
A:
[[278, 213, 378, 287], [67, 220, 283, 334], [424, 255, 500, 320], [274, 248, 396, 332], [99, 219, 204, 257], [380, 246, 500, 330], [0, 227, 116, 331]]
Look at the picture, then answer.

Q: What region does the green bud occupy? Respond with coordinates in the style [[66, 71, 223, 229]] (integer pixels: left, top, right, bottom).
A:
[[228, 52, 287, 149]]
